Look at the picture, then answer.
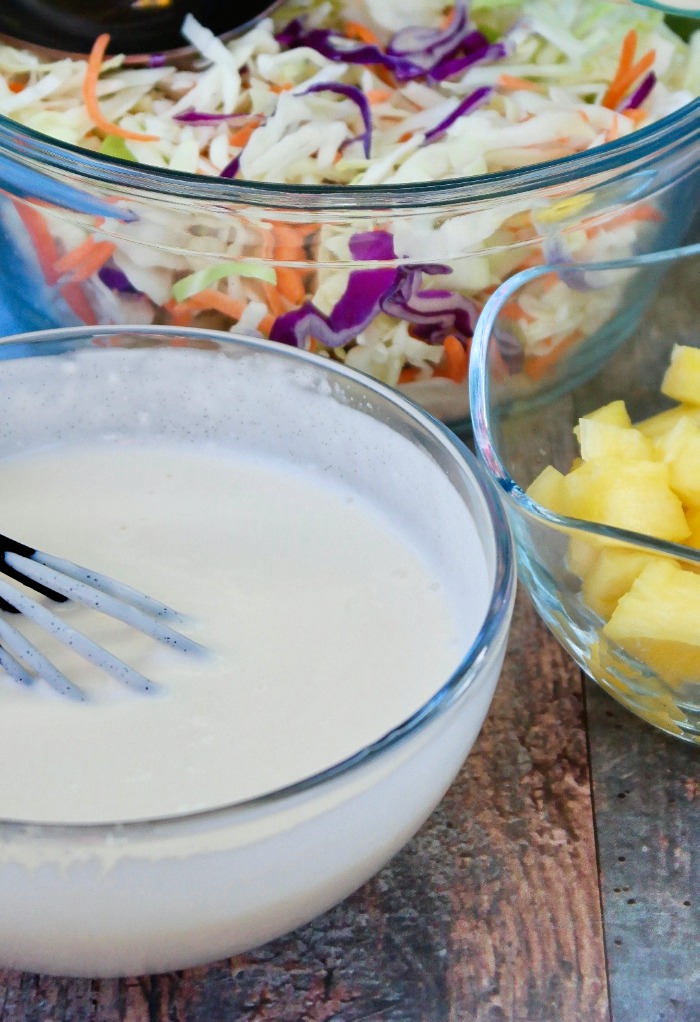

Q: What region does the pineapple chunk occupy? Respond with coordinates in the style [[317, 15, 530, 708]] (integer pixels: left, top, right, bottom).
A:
[[686, 507, 700, 550], [623, 639, 700, 687], [636, 403, 700, 441], [573, 400, 631, 442], [562, 458, 690, 542], [590, 637, 687, 725], [654, 416, 700, 506], [661, 345, 700, 406], [581, 546, 658, 619], [577, 419, 656, 462], [526, 465, 566, 514], [567, 535, 600, 577], [604, 559, 700, 647]]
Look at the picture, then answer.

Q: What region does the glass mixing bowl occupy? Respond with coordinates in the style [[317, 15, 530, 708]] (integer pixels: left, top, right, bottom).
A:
[[0, 323, 515, 977], [0, 73, 698, 432], [471, 241, 700, 743]]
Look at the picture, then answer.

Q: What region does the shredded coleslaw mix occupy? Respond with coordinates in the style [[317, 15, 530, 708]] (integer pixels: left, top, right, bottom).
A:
[[0, 0, 698, 416]]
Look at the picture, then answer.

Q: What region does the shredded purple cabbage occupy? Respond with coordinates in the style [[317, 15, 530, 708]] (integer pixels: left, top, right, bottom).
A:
[[220, 154, 241, 179], [174, 110, 253, 124], [541, 236, 593, 292], [271, 229, 473, 349], [98, 265, 140, 293], [276, 22, 426, 79], [622, 72, 656, 111], [349, 231, 396, 261], [493, 326, 525, 374], [381, 271, 476, 344], [424, 86, 492, 142], [148, 53, 167, 68], [387, 0, 468, 69], [429, 38, 508, 82], [299, 83, 372, 157], [276, 0, 507, 82], [270, 264, 397, 348]]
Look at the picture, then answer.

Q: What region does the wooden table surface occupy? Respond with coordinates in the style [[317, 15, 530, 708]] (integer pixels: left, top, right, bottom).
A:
[[0, 588, 696, 1022]]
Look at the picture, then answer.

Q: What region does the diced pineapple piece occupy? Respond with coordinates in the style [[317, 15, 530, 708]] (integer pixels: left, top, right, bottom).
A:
[[661, 345, 700, 406], [654, 415, 700, 506], [636, 403, 700, 440], [526, 465, 566, 513], [604, 559, 700, 646], [623, 638, 700, 687], [581, 546, 658, 619], [573, 400, 631, 442], [590, 637, 687, 722], [686, 507, 700, 550], [577, 419, 656, 462], [562, 458, 690, 542], [567, 535, 600, 577]]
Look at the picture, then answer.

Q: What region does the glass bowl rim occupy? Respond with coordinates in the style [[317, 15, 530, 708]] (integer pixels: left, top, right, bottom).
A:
[[0, 323, 516, 836], [469, 239, 700, 564], [0, 95, 698, 211]]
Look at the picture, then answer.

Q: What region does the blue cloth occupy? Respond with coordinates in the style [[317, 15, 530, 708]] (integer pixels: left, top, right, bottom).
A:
[[0, 288, 34, 335]]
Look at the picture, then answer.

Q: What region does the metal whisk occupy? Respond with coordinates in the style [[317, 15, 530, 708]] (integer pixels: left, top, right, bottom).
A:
[[0, 532, 202, 700]]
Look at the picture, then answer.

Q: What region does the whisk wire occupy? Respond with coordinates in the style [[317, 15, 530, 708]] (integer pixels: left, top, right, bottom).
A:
[[0, 535, 204, 698]]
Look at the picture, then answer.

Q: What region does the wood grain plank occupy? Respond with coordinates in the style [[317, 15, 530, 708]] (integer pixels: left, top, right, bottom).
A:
[[586, 680, 700, 1022], [0, 593, 609, 1022], [443, 593, 608, 1022]]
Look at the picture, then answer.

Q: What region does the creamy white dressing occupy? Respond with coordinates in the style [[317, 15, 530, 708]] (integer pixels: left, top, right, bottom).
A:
[[0, 440, 466, 823], [0, 343, 491, 826]]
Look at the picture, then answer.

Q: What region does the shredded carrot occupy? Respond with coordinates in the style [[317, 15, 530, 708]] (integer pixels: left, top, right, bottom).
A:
[[624, 106, 648, 125], [262, 282, 290, 317], [306, 337, 318, 354], [435, 334, 469, 383], [615, 49, 656, 105], [539, 271, 560, 293], [8, 80, 26, 94], [53, 235, 101, 274], [498, 74, 539, 93], [55, 237, 115, 282], [258, 313, 275, 336], [523, 330, 582, 382], [229, 118, 262, 148], [14, 202, 60, 284], [163, 299, 194, 328], [488, 344, 510, 384], [61, 282, 98, 325], [344, 21, 380, 45], [398, 366, 421, 384], [182, 289, 246, 320], [602, 31, 656, 109], [83, 34, 160, 141], [256, 231, 290, 314], [603, 30, 638, 107], [604, 114, 621, 143], [440, 7, 458, 29], [269, 82, 294, 94], [365, 89, 393, 106], [586, 202, 663, 237], [272, 224, 308, 260], [501, 301, 535, 324], [513, 252, 544, 273], [374, 65, 397, 89], [275, 266, 306, 305], [68, 242, 116, 283]]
